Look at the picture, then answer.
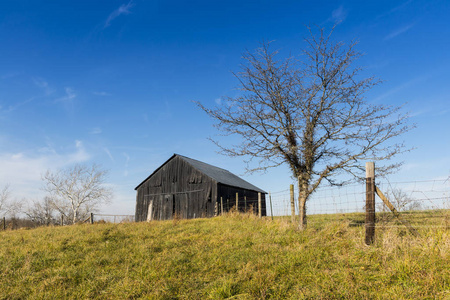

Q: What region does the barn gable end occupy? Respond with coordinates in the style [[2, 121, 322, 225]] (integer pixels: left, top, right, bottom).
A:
[[135, 154, 266, 221]]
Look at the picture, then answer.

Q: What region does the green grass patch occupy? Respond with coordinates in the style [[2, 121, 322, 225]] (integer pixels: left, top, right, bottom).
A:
[[0, 212, 449, 299]]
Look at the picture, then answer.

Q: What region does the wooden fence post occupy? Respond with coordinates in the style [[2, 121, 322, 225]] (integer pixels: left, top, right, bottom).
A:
[[290, 184, 295, 222], [60, 215, 64, 226], [220, 197, 223, 215], [2, 217, 5, 230], [90, 213, 94, 224], [244, 196, 247, 212], [258, 193, 262, 218], [365, 162, 376, 245], [236, 192, 239, 211], [214, 201, 218, 216]]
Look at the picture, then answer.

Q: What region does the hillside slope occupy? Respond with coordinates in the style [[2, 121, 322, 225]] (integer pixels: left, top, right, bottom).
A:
[[0, 213, 449, 299]]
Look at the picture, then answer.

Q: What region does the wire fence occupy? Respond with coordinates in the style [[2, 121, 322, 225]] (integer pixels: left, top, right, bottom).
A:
[[270, 183, 365, 216], [375, 179, 449, 229], [93, 214, 134, 224], [1, 177, 447, 230], [269, 178, 450, 228]]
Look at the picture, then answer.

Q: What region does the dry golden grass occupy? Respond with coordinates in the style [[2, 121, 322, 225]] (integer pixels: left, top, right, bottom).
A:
[[0, 212, 449, 299]]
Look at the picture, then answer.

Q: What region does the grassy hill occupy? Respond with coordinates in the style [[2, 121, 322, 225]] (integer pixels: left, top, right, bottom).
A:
[[0, 212, 449, 299]]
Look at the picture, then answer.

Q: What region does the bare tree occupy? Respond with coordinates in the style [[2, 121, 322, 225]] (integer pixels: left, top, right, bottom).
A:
[[388, 188, 421, 212], [0, 184, 22, 218], [197, 27, 412, 229], [25, 196, 57, 226], [42, 164, 113, 224], [0, 184, 11, 217], [0, 185, 23, 230]]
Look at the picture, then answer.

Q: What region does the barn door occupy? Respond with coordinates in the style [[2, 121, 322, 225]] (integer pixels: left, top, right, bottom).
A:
[[147, 198, 154, 221]]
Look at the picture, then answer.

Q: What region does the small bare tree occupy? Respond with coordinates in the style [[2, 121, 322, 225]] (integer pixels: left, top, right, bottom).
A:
[[0, 185, 23, 229], [25, 197, 57, 226], [197, 27, 412, 229], [388, 188, 421, 212], [42, 164, 113, 224], [0, 184, 22, 218], [0, 184, 11, 217]]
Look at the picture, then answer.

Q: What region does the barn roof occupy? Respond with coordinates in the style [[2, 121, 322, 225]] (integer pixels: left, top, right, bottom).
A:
[[135, 154, 266, 193]]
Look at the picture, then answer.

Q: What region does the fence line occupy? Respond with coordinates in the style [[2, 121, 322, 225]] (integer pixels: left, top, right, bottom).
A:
[[1, 175, 447, 233], [93, 213, 135, 223], [268, 176, 449, 234], [269, 185, 367, 217]]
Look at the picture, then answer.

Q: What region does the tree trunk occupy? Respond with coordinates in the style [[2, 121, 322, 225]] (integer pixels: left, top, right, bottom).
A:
[[299, 195, 307, 229], [298, 175, 308, 230], [73, 209, 78, 224]]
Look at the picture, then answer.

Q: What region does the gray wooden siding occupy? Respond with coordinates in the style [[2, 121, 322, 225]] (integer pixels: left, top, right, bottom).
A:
[[135, 156, 217, 221]]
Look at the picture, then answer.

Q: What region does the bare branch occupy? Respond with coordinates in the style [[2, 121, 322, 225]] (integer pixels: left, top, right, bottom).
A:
[[42, 164, 113, 224], [0, 184, 11, 215], [196, 26, 413, 228]]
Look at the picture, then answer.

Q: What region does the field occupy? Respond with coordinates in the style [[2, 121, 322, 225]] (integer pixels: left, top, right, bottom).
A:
[[0, 212, 449, 299]]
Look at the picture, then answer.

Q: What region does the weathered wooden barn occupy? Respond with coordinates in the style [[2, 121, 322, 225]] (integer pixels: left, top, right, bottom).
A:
[[135, 154, 266, 221]]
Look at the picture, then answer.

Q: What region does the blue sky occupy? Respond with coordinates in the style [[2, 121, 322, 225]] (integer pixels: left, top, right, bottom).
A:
[[0, 0, 449, 214]]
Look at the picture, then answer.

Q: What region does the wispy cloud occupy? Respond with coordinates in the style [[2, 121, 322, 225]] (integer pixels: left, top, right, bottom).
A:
[[104, 1, 134, 28], [104, 147, 114, 162], [434, 108, 449, 116], [0, 97, 35, 115], [384, 23, 415, 41], [0, 140, 90, 199], [38, 138, 57, 155], [90, 127, 102, 134], [56, 87, 76, 104], [123, 152, 130, 176], [365, 60, 391, 70], [73, 140, 90, 163], [1, 72, 20, 80], [54, 87, 77, 115], [330, 5, 348, 24], [372, 74, 430, 103], [93, 91, 111, 96], [33, 77, 54, 96], [376, 0, 412, 19], [1, 77, 54, 116]]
